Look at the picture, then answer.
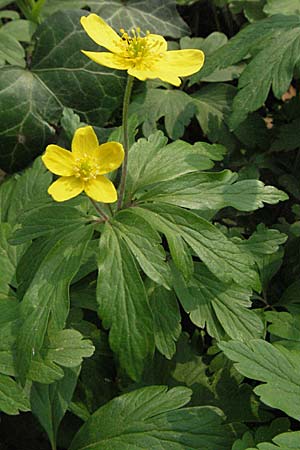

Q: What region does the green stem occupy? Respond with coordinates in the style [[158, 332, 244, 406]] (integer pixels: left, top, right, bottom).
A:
[[117, 74, 134, 210], [89, 198, 109, 221]]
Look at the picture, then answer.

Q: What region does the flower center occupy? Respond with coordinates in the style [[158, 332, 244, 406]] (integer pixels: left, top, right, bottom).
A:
[[118, 27, 164, 66], [73, 154, 100, 182]]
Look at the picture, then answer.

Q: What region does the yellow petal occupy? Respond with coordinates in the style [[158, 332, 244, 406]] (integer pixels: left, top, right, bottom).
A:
[[127, 66, 181, 86], [42, 145, 75, 176], [84, 176, 117, 203], [48, 176, 84, 202], [147, 34, 168, 53], [156, 49, 205, 77], [95, 142, 124, 175], [81, 50, 130, 70], [80, 14, 121, 53], [71, 126, 99, 157]]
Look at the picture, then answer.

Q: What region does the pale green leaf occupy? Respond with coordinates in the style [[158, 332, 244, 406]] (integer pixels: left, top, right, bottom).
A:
[[0, 30, 25, 67], [97, 223, 154, 381], [1, 19, 37, 43], [69, 385, 234, 450], [264, 0, 300, 16], [114, 209, 172, 288], [138, 170, 288, 212], [220, 339, 300, 420], [133, 204, 260, 290], [31, 367, 80, 450], [172, 263, 263, 340], [45, 329, 95, 368], [126, 131, 226, 201]]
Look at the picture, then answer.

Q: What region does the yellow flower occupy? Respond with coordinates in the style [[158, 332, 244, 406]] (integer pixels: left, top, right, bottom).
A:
[[80, 14, 205, 87], [42, 126, 124, 203]]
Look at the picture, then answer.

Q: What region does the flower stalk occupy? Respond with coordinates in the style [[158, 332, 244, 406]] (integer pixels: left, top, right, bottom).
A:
[[117, 74, 134, 210], [89, 198, 109, 221]]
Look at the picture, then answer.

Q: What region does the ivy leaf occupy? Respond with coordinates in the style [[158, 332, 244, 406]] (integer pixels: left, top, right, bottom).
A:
[[0, 10, 125, 172], [16, 226, 93, 382], [114, 209, 172, 289], [149, 283, 181, 359], [138, 170, 288, 212], [199, 15, 300, 128], [0, 374, 30, 415], [129, 88, 196, 139], [219, 339, 300, 420], [126, 131, 226, 201], [97, 223, 154, 381], [69, 385, 234, 450], [31, 367, 80, 450], [172, 263, 263, 340], [133, 204, 260, 290]]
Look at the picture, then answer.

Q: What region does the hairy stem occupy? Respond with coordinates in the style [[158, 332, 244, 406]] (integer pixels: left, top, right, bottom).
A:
[[117, 74, 134, 210]]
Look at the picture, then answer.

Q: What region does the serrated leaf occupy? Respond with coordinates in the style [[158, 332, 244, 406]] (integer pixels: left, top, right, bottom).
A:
[[199, 15, 300, 128], [138, 170, 288, 212], [114, 209, 172, 288], [16, 226, 92, 381], [192, 84, 238, 149], [129, 88, 196, 139], [149, 283, 181, 359], [266, 311, 300, 344], [11, 203, 90, 244], [126, 131, 226, 201], [133, 204, 260, 290], [0, 224, 20, 296], [44, 329, 95, 368], [0, 10, 125, 172], [0, 374, 30, 415], [69, 385, 234, 450], [172, 263, 263, 340], [97, 223, 154, 381], [264, 0, 300, 16], [31, 367, 80, 450], [248, 431, 300, 450], [219, 339, 300, 420]]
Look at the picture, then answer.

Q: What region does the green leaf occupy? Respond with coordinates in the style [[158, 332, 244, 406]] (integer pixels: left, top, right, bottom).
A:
[[0, 158, 52, 223], [266, 311, 300, 343], [41, 1, 189, 37], [172, 263, 263, 340], [114, 209, 171, 288], [16, 226, 92, 381], [149, 283, 181, 359], [219, 339, 300, 420], [31, 367, 80, 450], [129, 88, 196, 139], [97, 223, 154, 381], [44, 329, 95, 368], [126, 131, 225, 201], [1, 19, 37, 43], [0, 30, 25, 67], [200, 15, 300, 128], [69, 385, 234, 450], [255, 431, 300, 449], [0, 10, 125, 172], [10, 203, 90, 244], [192, 84, 238, 149], [133, 204, 260, 290], [0, 223, 22, 297], [138, 170, 288, 212], [0, 374, 30, 415], [264, 0, 300, 16]]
